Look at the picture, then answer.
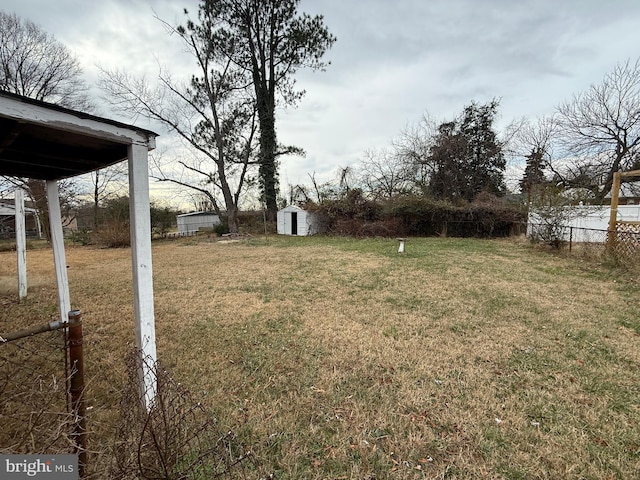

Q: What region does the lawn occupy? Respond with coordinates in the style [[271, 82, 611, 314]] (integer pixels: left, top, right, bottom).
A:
[[1, 236, 639, 479]]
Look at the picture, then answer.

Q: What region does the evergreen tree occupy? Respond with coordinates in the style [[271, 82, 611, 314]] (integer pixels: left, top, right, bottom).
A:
[[428, 100, 505, 202], [200, 0, 336, 220], [519, 147, 547, 203]]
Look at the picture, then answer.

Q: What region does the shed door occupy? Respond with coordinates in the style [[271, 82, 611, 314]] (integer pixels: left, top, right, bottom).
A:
[[291, 212, 298, 235]]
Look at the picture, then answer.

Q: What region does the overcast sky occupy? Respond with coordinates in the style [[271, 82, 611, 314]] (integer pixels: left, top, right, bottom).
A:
[[4, 0, 640, 205]]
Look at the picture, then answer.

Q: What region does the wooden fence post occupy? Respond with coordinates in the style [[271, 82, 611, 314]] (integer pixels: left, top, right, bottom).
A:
[[606, 171, 621, 252]]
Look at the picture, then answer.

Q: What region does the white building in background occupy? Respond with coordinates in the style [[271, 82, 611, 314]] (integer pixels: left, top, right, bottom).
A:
[[0, 200, 42, 238], [176, 211, 221, 235], [528, 205, 640, 242], [277, 205, 322, 236]]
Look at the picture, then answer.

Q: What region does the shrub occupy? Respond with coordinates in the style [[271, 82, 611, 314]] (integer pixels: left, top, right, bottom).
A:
[[306, 189, 383, 234], [302, 194, 525, 238], [110, 350, 261, 479], [68, 228, 91, 246], [94, 219, 130, 248], [357, 218, 405, 237], [213, 222, 230, 236], [382, 195, 525, 238]]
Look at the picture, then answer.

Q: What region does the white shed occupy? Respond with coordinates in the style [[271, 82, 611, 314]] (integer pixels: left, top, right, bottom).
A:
[[177, 211, 221, 234], [277, 205, 321, 236]]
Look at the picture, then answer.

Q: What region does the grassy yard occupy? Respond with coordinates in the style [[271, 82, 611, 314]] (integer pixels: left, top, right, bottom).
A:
[[1, 236, 639, 479]]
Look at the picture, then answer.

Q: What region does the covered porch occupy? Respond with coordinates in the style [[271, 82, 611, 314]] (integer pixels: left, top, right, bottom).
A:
[[0, 90, 159, 407]]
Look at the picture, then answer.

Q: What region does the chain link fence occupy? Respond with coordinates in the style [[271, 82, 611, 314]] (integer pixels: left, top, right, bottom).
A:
[[0, 319, 79, 456], [1, 317, 265, 479], [611, 222, 640, 261], [528, 222, 640, 266], [110, 351, 264, 479]]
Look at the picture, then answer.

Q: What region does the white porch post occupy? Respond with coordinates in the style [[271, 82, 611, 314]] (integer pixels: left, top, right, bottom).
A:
[[15, 189, 27, 300], [34, 211, 43, 239], [128, 143, 158, 409], [46, 180, 71, 322]]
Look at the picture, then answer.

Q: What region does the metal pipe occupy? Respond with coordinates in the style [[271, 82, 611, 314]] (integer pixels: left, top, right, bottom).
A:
[[0, 319, 66, 343], [67, 310, 86, 478], [569, 227, 573, 253], [0, 312, 88, 476]]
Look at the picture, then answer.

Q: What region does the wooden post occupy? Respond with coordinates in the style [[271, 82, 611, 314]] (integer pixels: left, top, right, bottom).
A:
[[606, 171, 621, 252], [608, 168, 640, 252], [46, 180, 71, 322], [128, 143, 158, 409], [15, 189, 27, 300]]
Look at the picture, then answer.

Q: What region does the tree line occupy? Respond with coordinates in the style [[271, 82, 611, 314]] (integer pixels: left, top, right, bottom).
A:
[[290, 57, 640, 215], [0, 1, 335, 235], [2, 3, 640, 238]]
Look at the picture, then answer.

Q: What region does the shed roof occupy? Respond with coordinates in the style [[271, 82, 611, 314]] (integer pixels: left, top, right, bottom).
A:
[[279, 204, 306, 212], [177, 211, 220, 218], [0, 90, 158, 180]]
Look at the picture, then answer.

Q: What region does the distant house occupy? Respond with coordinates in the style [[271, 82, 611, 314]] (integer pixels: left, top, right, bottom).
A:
[[176, 211, 221, 235], [605, 182, 640, 205], [277, 205, 322, 236], [0, 200, 42, 238]]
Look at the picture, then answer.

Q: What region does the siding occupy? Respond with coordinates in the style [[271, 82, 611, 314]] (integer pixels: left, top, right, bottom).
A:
[[177, 213, 220, 234]]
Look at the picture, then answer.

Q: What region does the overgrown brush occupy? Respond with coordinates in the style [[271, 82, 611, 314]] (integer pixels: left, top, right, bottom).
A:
[[109, 350, 264, 480]]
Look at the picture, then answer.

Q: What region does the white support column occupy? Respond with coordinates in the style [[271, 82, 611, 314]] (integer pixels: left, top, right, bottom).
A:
[[34, 211, 43, 239], [128, 143, 158, 409], [15, 189, 27, 300], [46, 180, 71, 322]]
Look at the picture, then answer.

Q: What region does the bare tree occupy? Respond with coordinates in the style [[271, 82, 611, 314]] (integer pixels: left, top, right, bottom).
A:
[[336, 165, 358, 197], [87, 164, 128, 229], [393, 115, 439, 194], [512, 116, 558, 202], [515, 116, 558, 161], [0, 11, 90, 109], [1, 11, 93, 237], [99, 12, 259, 234], [287, 183, 310, 205], [307, 171, 335, 203], [359, 148, 415, 199], [555, 59, 640, 202]]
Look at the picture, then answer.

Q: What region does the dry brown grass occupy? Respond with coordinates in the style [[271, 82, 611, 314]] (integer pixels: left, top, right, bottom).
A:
[[1, 236, 639, 479]]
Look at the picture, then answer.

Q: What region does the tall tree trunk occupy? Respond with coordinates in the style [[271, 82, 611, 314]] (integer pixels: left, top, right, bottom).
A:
[[216, 157, 241, 234], [226, 205, 239, 234], [256, 88, 278, 221]]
